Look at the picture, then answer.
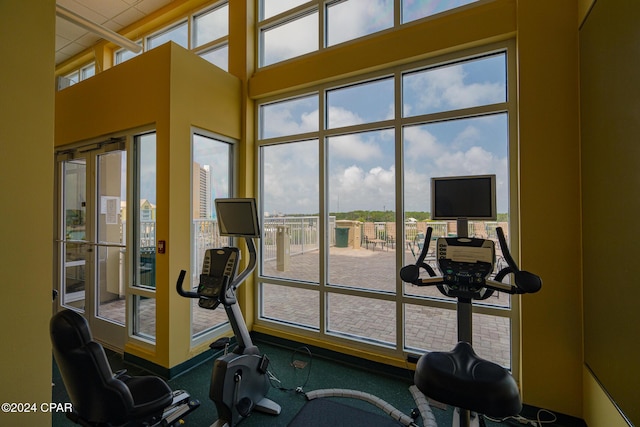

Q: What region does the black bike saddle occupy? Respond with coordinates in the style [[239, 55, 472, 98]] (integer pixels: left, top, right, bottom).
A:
[[414, 341, 521, 418]]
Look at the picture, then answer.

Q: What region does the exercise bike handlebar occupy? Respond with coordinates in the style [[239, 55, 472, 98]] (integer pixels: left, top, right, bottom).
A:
[[400, 226, 542, 296], [176, 269, 198, 298]]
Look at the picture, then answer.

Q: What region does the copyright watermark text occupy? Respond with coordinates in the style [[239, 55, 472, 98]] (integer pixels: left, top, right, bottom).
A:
[[1, 402, 73, 413]]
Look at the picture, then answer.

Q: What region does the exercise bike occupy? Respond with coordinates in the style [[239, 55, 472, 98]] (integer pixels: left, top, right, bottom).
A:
[[400, 225, 541, 427], [176, 198, 281, 427]]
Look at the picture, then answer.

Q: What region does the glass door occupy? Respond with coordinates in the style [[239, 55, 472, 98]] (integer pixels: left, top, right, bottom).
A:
[[57, 142, 127, 350]]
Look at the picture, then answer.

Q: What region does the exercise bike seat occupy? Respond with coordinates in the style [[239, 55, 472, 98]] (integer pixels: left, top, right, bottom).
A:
[[414, 341, 521, 418]]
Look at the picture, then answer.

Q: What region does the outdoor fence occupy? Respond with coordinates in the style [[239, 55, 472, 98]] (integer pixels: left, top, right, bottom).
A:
[[131, 218, 508, 283]]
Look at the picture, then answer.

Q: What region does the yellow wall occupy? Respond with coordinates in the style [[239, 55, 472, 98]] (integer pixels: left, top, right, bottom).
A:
[[0, 1, 55, 425], [583, 367, 629, 427], [516, 0, 582, 417], [55, 43, 241, 368], [580, 0, 637, 424]]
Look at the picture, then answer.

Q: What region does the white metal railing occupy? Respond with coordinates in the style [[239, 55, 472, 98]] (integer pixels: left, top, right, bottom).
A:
[[262, 216, 336, 261], [133, 219, 505, 276]]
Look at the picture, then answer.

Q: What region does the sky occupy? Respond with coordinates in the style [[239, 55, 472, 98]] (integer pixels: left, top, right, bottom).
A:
[[260, 52, 509, 216], [260, 0, 478, 66]]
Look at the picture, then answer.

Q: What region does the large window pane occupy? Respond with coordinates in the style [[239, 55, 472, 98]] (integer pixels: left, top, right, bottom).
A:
[[260, 0, 308, 21], [259, 94, 319, 139], [193, 4, 228, 47], [261, 140, 319, 283], [327, 77, 394, 128], [115, 46, 142, 65], [148, 21, 188, 49], [261, 11, 318, 66], [402, 113, 510, 309], [402, 0, 478, 24], [261, 283, 319, 329], [403, 53, 507, 117], [405, 304, 511, 368], [199, 45, 228, 71], [328, 293, 395, 345], [132, 133, 158, 342], [326, 0, 393, 47], [134, 133, 157, 289], [327, 129, 395, 290], [192, 133, 232, 337], [133, 295, 156, 340]]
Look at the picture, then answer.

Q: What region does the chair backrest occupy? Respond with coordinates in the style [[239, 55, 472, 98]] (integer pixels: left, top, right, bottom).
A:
[[50, 310, 134, 425]]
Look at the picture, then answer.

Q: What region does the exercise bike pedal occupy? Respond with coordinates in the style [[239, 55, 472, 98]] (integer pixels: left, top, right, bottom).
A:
[[210, 337, 231, 351], [236, 397, 254, 418]]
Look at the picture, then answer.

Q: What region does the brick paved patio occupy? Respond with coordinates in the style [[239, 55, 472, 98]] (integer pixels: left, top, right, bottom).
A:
[[261, 245, 512, 368], [95, 244, 512, 368]]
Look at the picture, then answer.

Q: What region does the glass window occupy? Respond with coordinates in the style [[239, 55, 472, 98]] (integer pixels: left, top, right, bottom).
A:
[[259, 94, 319, 139], [260, 0, 309, 20], [81, 63, 95, 80], [327, 129, 396, 290], [261, 140, 319, 283], [257, 44, 515, 371], [199, 45, 229, 71], [261, 284, 319, 328], [404, 304, 511, 368], [402, 0, 478, 24], [194, 4, 229, 47], [328, 293, 395, 345], [58, 62, 97, 90], [326, 0, 393, 47], [131, 132, 158, 342], [403, 53, 507, 117], [115, 46, 142, 65], [148, 21, 189, 49], [402, 113, 510, 309], [134, 133, 157, 290], [327, 77, 394, 128], [191, 133, 233, 338], [260, 11, 318, 67], [133, 295, 156, 340]]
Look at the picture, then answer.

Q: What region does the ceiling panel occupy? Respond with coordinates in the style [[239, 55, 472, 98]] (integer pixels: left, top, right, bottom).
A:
[[55, 0, 175, 66]]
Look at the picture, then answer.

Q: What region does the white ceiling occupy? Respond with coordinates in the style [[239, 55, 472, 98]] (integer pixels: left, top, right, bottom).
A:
[[55, 0, 175, 65]]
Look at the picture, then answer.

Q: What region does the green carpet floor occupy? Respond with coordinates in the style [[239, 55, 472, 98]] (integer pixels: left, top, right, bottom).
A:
[[51, 339, 573, 427]]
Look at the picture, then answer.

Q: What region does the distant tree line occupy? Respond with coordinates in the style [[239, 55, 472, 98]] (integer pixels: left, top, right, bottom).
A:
[[329, 211, 509, 222], [283, 211, 508, 222]]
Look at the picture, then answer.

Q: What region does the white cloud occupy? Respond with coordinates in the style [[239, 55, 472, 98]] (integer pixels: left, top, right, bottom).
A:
[[330, 164, 396, 212], [329, 132, 384, 162], [406, 63, 504, 113], [326, 0, 392, 46], [262, 12, 318, 65]]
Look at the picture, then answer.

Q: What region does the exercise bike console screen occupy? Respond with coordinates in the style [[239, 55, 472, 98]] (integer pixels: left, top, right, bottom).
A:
[[431, 174, 496, 220], [215, 198, 260, 237]]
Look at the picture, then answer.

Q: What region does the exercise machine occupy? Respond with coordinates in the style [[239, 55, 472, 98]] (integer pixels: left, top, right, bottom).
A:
[[50, 309, 200, 427], [400, 175, 542, 427], [176, 198, 281, 427]]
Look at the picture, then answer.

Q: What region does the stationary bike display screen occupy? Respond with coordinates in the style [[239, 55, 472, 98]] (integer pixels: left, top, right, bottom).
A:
[[215, 198, 260, 238]]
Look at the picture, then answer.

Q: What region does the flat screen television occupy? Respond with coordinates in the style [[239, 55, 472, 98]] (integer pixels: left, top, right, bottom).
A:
[[214, 198, 260, 238], [431, 174, 497, 220]]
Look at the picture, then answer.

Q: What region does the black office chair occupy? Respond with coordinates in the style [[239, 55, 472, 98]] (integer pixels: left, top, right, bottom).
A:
[[50, 309, 195, 427]]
